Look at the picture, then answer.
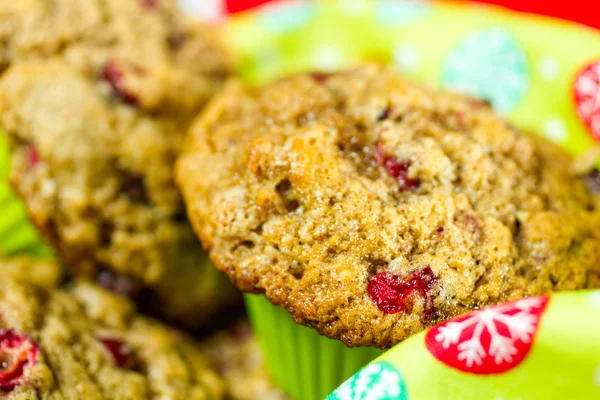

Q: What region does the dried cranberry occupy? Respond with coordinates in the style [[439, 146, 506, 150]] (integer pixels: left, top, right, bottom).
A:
[[0, 330, 39, 391], [377, 107, 392, 121], [374, 142, 421, 190], [310, 72, 331, 83], [367, 267, 438, 320], [140, 0, 158, 9], [99, 338, 134, 369], [167, 33, 187, 51], [467, 97, 491, 109], [119, 170, 149, 204], [101, 61, 139, 106], [585, 169, 600, 193], [456, 211, 482, 239], [96, 270, 141, 300], [25, 145, 40, 167]]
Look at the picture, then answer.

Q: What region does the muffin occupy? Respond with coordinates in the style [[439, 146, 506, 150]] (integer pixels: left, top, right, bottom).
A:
[[0, 258, 225, 399], [0, 255, 62, 287], [0, 0, 237, 327], [177, 65, 600, 349], [202, 323, 288, 400]]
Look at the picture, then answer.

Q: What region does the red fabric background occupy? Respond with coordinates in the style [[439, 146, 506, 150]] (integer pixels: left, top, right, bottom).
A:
[[224, 0, 600, 30]]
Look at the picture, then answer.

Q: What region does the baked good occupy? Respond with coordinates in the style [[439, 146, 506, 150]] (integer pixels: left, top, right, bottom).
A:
[[0, 257, 226, 399], [0, 0, 236, 327], [176, 65, 600, 348], [0, 255, 62, 288], [202, 323, 288, 400]]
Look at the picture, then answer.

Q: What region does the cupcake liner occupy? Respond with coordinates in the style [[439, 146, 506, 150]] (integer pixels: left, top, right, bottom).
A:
[[245, 294, 383, 400], [0, 133, 52, 258]]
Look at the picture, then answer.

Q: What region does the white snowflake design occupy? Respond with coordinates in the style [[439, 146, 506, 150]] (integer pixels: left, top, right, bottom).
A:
[[575, 61, 600, 135], [434, 297, 545, 367]]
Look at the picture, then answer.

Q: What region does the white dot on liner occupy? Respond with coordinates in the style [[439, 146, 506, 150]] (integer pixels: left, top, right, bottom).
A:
[[594, 364, 600, 387], [543, 117, 567, 143], [340, 0, 369, 14], [312, 47, 345, 70], [539, 57, 560, 80], [176, 0, 223, 20], [591, 291, 600, 309], [393, 44, 421, 72]]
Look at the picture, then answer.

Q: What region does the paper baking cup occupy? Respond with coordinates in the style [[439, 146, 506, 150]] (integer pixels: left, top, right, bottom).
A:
[[245, 294, 383, 400], [0, 133, 52, 258]]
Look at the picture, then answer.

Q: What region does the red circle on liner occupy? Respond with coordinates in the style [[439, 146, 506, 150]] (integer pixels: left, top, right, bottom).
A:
[[425, 296, 549, 375]]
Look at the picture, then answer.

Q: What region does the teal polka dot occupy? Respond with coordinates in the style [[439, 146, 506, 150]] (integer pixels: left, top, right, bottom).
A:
[[375, 0, 429, 26], [442, 28, 530, 114], [327, 361, 408, 400], [260, 1, 317, 33]]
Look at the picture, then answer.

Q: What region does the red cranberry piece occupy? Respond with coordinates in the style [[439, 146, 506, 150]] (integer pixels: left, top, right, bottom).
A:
[[463, 213, 480, 233], [96, 270, 141, 300], [25, 145, 40, 167], [367, 267, 438, 320], [0, 330, 39, 391], [99, 338, 134, 369], [119, 170, 149, 204], [140, 0, 158, 9], [377, 107, 392, 121], [101, 61, 139, 106], [167, 33, 187, 51], [585, 169, 600, 193], [310, 72, 332, 83], [456, 211, 482, 240], [374, 142, 421, 190], [467, 97, 491, 109]]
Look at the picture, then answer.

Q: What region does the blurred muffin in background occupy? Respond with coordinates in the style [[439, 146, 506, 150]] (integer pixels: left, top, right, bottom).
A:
[[0, 256, 227, 399], [0, 0, 237, 329]]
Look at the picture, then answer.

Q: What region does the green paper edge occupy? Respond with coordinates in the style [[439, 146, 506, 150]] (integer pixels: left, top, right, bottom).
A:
[[245, 294, 383, 400]]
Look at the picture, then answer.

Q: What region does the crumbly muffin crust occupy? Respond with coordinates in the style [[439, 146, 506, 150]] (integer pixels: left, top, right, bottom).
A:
[[0, 0, 236, 327], [0, 258, 225, 399], [177, 65, 600, 348], [202, 323, 288, 400], [0, 256, 63, 288]]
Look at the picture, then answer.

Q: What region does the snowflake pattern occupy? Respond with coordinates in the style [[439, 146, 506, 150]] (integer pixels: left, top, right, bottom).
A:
[[327, 361, 407, 400], [442, 28, 530, 114], [574, 59, 600, 141], [426, 296, 550, 375]]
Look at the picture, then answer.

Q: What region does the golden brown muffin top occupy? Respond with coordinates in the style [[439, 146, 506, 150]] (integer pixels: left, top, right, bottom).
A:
[[0, 0, 236, 328], [177, 65, 600, 348]]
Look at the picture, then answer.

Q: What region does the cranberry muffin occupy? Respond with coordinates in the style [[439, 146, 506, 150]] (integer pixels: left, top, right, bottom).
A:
[[177, 65, 600, 349], [1, 255, 62, 288], [0, 0, 236, 327], [0, 258, 226, 399], [202, 323, 288, 400]]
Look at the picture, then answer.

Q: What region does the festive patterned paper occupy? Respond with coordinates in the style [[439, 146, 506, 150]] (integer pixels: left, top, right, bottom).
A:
[[328, 291, 600, 399]]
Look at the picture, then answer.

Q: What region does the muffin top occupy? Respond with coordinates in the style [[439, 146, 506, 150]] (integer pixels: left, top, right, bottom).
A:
[[0, 0, 230, 117], [177, 65, 600, 348], [0, 0, 235, 328], [0, 257, 226, 399]]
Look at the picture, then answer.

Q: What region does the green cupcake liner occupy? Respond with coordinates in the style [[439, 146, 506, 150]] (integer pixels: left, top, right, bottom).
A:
[[245, 294, 383, 400], [0, 133, 52, 258]]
